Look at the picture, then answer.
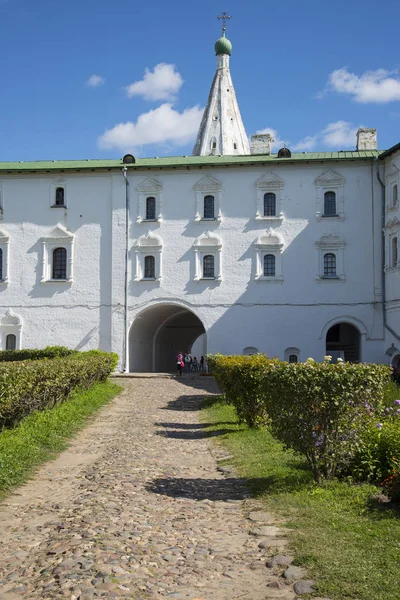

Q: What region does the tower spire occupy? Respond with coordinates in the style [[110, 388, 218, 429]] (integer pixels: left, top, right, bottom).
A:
[[192, 16, 250, 157]]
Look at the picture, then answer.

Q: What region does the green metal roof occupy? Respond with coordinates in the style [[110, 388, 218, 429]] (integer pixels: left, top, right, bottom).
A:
[[0, 151, 382, 173]]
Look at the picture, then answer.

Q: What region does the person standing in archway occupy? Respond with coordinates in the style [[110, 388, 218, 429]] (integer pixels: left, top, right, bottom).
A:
[[176, 351, 184, 377], [184, 351, 192, 374]]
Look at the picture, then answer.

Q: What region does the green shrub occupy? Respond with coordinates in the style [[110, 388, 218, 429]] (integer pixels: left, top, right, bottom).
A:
[[0, 351, 118, 429], [207, 354, 276, 428], [350, 386, 400, 482], [0, 345, 77, 363], [262, 359, 391, 481]]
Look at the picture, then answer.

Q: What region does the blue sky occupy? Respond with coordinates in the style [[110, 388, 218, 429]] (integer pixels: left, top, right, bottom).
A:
[[0, 0, 399, 160]]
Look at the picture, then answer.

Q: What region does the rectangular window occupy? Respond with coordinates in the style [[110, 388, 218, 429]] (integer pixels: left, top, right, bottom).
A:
[[263, 254, 276, 277], [145, 197, 156, 220], [263, 193, 276, 217], [144, 255, 155, 279], [55, 187, 65, 206], [52, 247, 67, 279], [324, 191, 336, 216], [323, 252, 337, 277], [203, 195, 215, 219], [203, 254, 215, 278], [392, 236, 398, 268]]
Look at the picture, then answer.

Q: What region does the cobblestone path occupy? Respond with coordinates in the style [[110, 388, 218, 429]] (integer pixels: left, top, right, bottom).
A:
[[0, 377, 298, 600]]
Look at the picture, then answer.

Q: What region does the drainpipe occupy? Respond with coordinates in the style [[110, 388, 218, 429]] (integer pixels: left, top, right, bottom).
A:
[[375, 158, 400, 344], [122, 167, 130, 372]]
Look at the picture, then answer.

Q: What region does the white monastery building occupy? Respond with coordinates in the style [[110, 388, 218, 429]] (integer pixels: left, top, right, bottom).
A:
[[0, 28, 399, 372]]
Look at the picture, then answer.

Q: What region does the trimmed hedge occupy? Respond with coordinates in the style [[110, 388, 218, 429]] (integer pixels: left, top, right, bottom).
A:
[[0, 346, 77, 363], [207, 354, 274, 428], [0, 351, 118, 430], [209, 354, 391, 481]]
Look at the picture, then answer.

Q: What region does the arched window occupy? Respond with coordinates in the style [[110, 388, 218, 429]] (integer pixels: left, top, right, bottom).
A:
[[204, 195, 215, 219], [288, 354, 298, 363], [263, 193, 276, 216], [324, 191, 336, 216], [6, 333, 16, 351], [145, 197, 156, 220], [0, 247, 3, 281], [144, 255, 155, 279], [323, 252, 337, 277], [203, 254, 215, 278], [392, 237, 398, 268], [55, 187, 65, 206], [52, 247, 67, 280], [263, 254, 276, 277], [393, 184, 398, 207]]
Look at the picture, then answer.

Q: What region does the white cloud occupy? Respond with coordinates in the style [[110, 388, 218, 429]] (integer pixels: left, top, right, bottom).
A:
[[126, 63, 183, 101], [327, 67, 400, 103], [293, 121, 359, 151], [86, 74, 105, 88], [98, 103, 203, 152], [255, 127, 288, 151]]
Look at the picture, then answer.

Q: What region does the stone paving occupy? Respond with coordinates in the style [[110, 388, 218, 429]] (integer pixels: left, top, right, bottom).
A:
[[0, 376, 319, 600]]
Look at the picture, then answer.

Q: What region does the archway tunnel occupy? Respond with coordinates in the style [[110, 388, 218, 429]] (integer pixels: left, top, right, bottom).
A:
[[129, 304, 206, 372]]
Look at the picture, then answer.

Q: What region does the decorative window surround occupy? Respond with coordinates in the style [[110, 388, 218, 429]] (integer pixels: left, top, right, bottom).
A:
[[315, 170, 345, 221], [284, 347, 300, 362], [0, 228, 10, 283], [136, 178, 163, 223], [254, 172, 284, 222], [193, 231, 222, 281], [254, 229, 284, 283], [315, 234, 345, 282], [385, 165, 399, 212], [41, 224, 74, 283], [50, 178, 67, 208], [0, 309, 22, 350], [193, 176, 222, 222], [384, 217, 400, 272], [133, 232, 163, 281]]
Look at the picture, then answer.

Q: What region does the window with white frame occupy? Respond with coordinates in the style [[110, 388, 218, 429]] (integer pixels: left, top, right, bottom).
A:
[[41, 225, 74, 282], [145, 197, 156, 221], [193, 176, 222, 222], [193, 232, 222, 281], [52, 247, 67, 280], [263, 193, 276, 217], [203, 195, 215, 219], [6, 334, 16, 350], [136, 178, 163, 223], [323, 191, 337, 216], [144, 255, 156, 279], [263, 254, 276, 277], [385, 165, 400, 212], [0, 228, 9, 283], [284, 347, 300, 362], [254, 230, 284, 282], [384, 218, 400, 271], [315, 170, 344, 220], [254, 173, 284, 221], [323, 252, 337, 278], [315, 234, 345, 281], [51, 178, 67, 208], [133, 232, 163, 281], [0, 310, 22, 350], [391, 236, 398, 268]]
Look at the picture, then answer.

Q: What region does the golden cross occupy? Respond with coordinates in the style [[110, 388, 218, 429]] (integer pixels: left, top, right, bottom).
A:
[[217, 12, 231, 32]]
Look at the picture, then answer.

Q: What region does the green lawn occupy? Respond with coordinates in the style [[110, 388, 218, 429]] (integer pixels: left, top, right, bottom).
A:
[[0, 381, 121, 497], [202, 397, 400, 600]]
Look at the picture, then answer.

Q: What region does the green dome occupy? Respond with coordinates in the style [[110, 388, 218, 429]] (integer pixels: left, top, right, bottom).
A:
[[215, 33, 232, 56]]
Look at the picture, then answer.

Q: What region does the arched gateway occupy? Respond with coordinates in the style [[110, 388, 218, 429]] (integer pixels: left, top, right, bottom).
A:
[[129, 304, 206, 372]]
